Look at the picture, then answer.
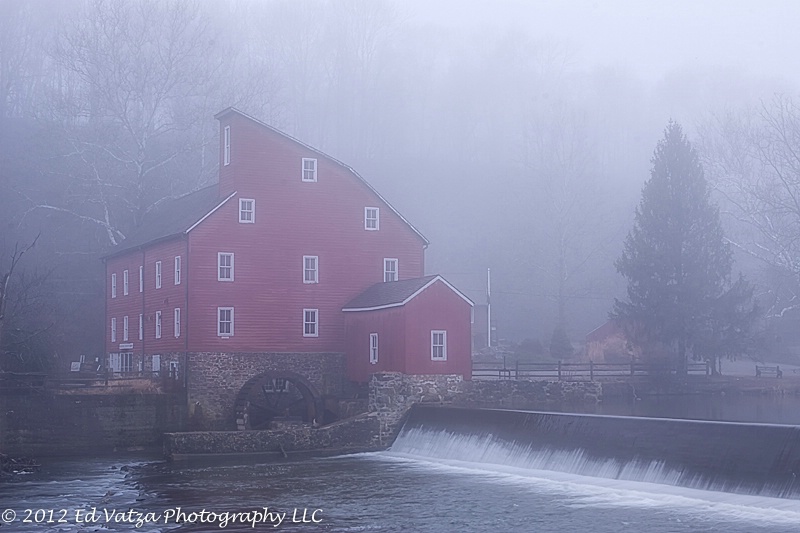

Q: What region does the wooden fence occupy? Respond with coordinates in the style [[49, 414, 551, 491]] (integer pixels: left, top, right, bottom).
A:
[[472, 360, 711, 381]]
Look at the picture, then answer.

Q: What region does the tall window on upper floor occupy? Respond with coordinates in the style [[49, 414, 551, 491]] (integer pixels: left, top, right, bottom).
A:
[[111, 273, 117, 298], [369, 333, 378, 364], [302, 158, 317, 182], [303, 255, 318, 284], [155, 311, 162, 339], [155, 261, 162, 289], [303, 309, 318, 337], [365, 207, 379, 230], [384, 258, 398, 282], [174, 256, 181, 285], [239, 198, 255, 223], [223, 125, 231, 166], [139, 265, 143, 293], [218, 253, 234, 281], [174, 308, 181, 338], [431, 330, 447, 361], [123, 270, 129, 295], [138, 314, 143, 341], [123, 316, 129, 342], [111, 317, 116, 343]]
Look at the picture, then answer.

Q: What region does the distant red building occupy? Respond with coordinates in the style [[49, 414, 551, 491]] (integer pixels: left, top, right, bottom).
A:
[[102, 108, 472, 428]]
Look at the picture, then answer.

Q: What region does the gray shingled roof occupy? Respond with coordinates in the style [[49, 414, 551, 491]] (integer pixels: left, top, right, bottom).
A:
[[102, 185, 226, 259], [343, 275, 444, 311]]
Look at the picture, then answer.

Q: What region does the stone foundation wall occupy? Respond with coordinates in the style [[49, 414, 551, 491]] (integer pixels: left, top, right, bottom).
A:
[[187, 352, 349, 429], [368, 373, 602, 446], [165, 412, 381, 458], [0, 392, 186, 456]]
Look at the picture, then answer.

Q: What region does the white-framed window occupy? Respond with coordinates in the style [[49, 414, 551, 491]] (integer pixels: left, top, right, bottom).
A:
[[123, 270, 129, 295], [369, 333, 378, 364], [365, 207, 379, 230], [218, 307, 234, 337], [174, 256, 181, 285], [239, 198, 255, 223], [155, 261, 162, 289], [138, 314, 143, 341], [302, 158, 317, 182], [431, 330, 447, 361], [218, 252, 234, 281], [155, 311, 162, 339], [139, 265, 143, 293], [123, 315, 129, 342], [303, 309, 318, 337], [120, 352, 133, 374], [303, 255, 318, 283], [174, 308, 181, 338], [384, 258, 398, 282], [111, 317, 117, 342], [223, 125, 231, 166], [111, 273, 117, 298]]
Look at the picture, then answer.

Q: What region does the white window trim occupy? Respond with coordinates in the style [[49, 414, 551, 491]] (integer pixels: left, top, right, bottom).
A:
[[138, 314, 143, 341], [123, 270, 129, 296], [431, 330, 447, 361], [303, 255, 318, 284], [365, 207, 380, 230], [302, 157, 318, 182], [111, 317, 116, 343], [218, 252, 234, 281], [218, 306, 234, 337], [123, 315, 129, 342], [223, 125, 231, 166], [139, 265, 143, 293], [239, 198, 255, 224], [174, 308, 181, 338], [369, 333, 378, 364], [174, 256, 181, 285], [155, 261, 162, 289], [111, 273, 117, 298], [155, 311, 162, 339], [384, 258, 398, 282], [303, 308, 319, 338]]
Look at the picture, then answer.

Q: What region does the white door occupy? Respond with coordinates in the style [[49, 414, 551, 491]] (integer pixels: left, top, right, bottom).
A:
[[152, 354, 161, 376], [109, 353, 120, 374]]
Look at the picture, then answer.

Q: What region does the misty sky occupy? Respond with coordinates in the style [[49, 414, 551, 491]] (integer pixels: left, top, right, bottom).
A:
[[403, 0, 800, 86]]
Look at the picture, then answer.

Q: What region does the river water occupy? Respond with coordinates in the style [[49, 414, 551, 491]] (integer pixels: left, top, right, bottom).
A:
[[3, 396, 800, 532], [1, 449, 799, 532]]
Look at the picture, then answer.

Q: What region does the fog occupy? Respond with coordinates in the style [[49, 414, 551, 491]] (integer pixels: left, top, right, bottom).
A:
[[2, 0, 800, 367]]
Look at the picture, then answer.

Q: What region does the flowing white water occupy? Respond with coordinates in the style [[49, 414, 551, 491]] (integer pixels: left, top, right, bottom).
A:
[[384, 426, 800, 524]]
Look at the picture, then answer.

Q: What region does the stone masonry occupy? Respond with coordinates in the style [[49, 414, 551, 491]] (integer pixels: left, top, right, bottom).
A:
[[187, 352, 348, 430]]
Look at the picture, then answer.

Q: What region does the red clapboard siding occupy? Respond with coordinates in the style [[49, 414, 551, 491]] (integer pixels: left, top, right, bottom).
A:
[[185, 111, 425, 353], [105, 238, 188, 354], [344, 280, 472, 382]]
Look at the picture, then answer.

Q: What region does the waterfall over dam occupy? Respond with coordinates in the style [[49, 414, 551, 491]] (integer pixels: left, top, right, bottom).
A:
[[390, 405, 800, 499]]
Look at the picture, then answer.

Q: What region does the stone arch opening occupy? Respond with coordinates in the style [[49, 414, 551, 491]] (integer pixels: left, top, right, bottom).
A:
[[233, 371, 322, 431]]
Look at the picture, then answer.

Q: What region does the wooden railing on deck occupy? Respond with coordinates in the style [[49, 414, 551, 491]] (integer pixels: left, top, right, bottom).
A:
[[472, 360, 711, 381]]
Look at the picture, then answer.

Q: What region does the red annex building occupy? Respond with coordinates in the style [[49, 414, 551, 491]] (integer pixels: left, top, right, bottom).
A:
[[103, 108, 472, 429]]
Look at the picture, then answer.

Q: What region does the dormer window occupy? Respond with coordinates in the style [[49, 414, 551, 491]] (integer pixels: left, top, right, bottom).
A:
[[223, 125, 231, 166], [302, 158, 317, 182], [239, 198, 255, 223], [365, 207, 379, 230]]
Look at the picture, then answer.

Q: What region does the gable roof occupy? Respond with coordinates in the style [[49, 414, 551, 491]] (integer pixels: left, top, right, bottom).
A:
[[342, 275, 473, 312], [102, 186, 236, 259], [215, 107, 429, 246]]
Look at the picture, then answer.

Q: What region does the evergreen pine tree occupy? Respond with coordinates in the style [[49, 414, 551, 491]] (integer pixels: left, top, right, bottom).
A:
[[612, 121, 756, 373]]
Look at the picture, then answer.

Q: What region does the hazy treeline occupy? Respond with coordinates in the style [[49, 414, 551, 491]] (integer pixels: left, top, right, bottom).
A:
[[1, 0, 798, 368]]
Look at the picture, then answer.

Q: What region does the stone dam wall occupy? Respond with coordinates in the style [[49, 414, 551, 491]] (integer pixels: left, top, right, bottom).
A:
[[0, 392, 187, 456]]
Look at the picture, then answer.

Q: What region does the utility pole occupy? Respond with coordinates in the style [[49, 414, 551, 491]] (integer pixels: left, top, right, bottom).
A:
[[487, 268, 491, 347]]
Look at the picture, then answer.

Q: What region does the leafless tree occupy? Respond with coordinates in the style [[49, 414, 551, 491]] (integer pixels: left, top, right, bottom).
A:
[[701, 95, 800, 317]]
